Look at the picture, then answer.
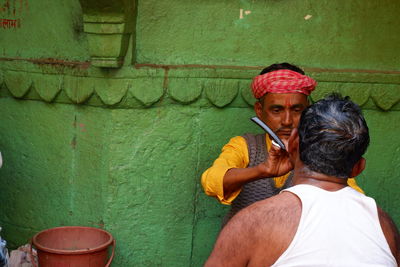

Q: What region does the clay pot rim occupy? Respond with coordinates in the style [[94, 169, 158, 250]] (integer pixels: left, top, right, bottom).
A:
[[32, 226, 113, 255]]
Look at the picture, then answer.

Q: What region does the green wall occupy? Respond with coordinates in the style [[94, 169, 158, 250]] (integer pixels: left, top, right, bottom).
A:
[[0, 0, 399, 266]]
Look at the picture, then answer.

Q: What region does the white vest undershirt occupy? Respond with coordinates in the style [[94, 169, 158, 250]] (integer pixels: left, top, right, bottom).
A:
[[272, 184, 397, 267]]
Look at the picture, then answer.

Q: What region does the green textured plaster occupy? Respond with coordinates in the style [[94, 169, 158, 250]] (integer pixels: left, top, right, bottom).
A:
[[79, 0, 127, 18], [129, 77, 165, 106], [105, 107, 198, 266], [136, 0, 400, 70], [4, 71, 32, 98], [204, 79, 239, 108], [64, 76, 95, 104], [0, 99, 109, 246], [0, 0, 89, 61], [371, 84, 400, 111], [168, 78, 203, 104], [86, 33, 129, 57], [357, 111, 400, 224], [31, 74, 63, 102], [94, 78, 129, 106], [311, 82, 373, 107]]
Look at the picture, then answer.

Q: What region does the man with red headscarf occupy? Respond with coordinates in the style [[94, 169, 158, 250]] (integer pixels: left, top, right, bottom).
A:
[[201, 63, 363, 223]]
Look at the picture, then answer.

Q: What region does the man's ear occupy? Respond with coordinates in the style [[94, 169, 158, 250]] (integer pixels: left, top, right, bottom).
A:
[[254, 101, 263, 118], [350, 157, 366, 177]]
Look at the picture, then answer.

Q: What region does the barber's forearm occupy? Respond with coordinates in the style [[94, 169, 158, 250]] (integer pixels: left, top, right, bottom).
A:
[[223, 164, 271, 199]]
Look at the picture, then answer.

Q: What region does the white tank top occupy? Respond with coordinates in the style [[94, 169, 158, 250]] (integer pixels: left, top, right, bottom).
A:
[[272, 184, 397, 267]]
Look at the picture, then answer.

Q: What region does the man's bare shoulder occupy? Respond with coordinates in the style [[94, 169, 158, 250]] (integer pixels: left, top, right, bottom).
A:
[[237, 191, 301, 232], [231, 191, 301, 266], [205, 191, 302, 267], [377, 207, 399, 263], [239, 191, 299, 215]]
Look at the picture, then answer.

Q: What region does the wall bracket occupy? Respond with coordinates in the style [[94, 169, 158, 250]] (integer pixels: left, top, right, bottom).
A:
[[78, 0, 135, 68]]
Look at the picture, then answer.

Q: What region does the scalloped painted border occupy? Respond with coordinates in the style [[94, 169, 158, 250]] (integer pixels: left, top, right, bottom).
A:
[[0, 69, 399, 110]]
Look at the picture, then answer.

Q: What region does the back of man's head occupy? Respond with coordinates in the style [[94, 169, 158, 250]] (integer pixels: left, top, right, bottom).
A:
[[298, 93, 370, 178]]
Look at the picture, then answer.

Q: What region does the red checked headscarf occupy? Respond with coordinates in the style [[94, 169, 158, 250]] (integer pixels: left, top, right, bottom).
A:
[[251, 69, 317, 99]]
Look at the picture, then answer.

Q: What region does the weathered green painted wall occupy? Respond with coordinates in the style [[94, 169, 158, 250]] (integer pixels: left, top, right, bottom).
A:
[[136, 0, 400, 70], [0, 0, 399, 266]]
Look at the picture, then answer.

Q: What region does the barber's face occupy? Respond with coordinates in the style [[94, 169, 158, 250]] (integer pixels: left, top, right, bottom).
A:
[[255, 93, 309, 141]]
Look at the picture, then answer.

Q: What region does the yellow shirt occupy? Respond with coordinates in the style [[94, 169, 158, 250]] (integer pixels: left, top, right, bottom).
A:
[[201, 135, 364, 205]]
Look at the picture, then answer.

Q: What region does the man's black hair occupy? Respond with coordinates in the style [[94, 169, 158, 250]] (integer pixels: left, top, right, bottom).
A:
[[298, 93, 370, 178], [259, 62, 305, 75]]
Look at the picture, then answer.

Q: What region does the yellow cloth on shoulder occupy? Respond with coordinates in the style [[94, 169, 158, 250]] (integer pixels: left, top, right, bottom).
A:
[[201, 135, 364, 205]]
